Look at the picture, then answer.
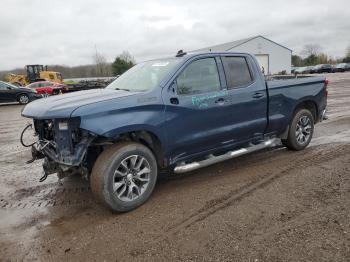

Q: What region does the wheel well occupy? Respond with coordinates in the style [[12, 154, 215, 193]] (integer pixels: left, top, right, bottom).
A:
[[16, 93, 28, 101], [114, 131, 166, 167], [293, 101, 318, 122], [132, 131, 165, 167]]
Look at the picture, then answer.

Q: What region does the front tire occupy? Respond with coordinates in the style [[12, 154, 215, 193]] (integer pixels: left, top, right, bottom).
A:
[[18, 94, 29, 104], [90, 142, 158, 212], [282, 109, 314, 150]]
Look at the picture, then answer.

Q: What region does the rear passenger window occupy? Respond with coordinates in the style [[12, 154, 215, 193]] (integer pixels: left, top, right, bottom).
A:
[[222, 57, 253, 89], [177, 58, 220, 95]]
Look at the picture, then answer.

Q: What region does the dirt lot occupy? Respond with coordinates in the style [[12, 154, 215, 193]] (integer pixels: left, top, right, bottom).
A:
[[1, 73, 350, 261]]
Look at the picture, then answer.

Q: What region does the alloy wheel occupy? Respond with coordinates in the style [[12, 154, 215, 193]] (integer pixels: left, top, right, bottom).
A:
[[112, 155, 151, 202], [295, 115, 312, 145]]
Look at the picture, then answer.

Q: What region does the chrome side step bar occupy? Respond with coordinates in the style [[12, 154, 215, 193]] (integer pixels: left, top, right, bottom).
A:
[[173, 138, 279, 174]]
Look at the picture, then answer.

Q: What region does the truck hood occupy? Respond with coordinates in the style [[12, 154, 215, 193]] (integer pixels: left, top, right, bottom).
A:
[[22, 89, 138, 119]]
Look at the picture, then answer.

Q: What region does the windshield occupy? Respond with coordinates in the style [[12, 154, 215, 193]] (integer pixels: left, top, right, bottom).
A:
[[107, 58, 182, 92], [0, 81, 18, 89]]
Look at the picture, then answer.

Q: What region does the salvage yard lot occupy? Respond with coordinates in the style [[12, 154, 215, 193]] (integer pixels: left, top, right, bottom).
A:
[[1, 73, 350, 261]]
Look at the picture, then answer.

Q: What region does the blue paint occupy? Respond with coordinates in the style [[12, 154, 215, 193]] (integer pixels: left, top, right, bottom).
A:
[[22, 52, 327, 167]]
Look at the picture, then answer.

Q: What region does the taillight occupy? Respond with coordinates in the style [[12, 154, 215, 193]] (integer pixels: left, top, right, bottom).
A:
[[324, 79, 329, 99]]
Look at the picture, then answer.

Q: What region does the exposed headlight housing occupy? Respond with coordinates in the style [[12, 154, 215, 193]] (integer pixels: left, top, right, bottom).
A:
[[58, 121, 68, 130]]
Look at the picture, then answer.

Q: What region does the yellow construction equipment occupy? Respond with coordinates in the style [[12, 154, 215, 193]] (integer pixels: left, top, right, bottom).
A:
[[5, 65, 63, 86]]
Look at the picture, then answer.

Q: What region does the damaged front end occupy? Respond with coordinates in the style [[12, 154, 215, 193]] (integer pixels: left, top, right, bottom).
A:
[[27, 117, 95, 181]]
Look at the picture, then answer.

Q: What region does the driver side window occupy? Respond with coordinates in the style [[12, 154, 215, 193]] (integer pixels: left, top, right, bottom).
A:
[[177, 58, 221, 95]]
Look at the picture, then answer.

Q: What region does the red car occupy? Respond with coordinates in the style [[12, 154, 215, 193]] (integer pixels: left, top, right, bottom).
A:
[[26, 81, 63, 96]]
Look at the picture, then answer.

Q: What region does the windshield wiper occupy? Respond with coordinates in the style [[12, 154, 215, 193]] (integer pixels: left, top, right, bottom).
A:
[[114, 88, 131, 92]]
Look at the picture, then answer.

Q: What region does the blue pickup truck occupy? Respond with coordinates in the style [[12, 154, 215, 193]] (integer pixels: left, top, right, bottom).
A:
[[22, 51, 328, 212]]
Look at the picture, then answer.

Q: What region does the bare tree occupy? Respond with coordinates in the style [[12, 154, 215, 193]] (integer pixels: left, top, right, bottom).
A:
[[119, 51, 136, 64], [301, 44, 322, 57], [93, 47, 112, 77], [318, 53, 329, 64]]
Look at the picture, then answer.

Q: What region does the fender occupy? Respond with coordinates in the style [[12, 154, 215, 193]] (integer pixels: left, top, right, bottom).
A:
[[101, 124, 166, 143]]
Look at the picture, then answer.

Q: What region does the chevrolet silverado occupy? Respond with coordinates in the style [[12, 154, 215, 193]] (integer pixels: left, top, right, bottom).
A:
[[22, 51, 328, 212]]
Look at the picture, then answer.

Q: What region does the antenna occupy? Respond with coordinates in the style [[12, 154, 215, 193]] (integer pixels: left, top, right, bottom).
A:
[[176, 50, 187, 57]]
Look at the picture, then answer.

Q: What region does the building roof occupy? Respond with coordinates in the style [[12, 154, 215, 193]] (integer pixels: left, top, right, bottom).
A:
[[193, 35, 292, 52]]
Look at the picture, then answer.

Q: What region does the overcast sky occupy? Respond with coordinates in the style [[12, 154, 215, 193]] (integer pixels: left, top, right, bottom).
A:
[[1, 0, 349, 70]]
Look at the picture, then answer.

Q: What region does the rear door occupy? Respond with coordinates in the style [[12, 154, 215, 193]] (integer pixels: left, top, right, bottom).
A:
[[162, 56, 233, 159], [220, 55, 268, 142]]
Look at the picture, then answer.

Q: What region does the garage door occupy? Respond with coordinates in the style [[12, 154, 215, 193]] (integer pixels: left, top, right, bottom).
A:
[[255, 54, 269, 75]]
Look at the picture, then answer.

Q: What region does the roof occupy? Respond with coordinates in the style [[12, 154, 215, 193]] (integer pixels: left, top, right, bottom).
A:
[[192, 35, 292, 52]]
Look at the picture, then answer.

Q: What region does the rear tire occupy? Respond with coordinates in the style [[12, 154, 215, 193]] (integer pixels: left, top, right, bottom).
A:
[[90, 142, 158, 212], [282, 109, 314, 151]]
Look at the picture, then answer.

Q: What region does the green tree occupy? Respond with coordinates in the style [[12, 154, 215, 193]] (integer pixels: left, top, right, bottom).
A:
[[304, 54, 318, 66], [292, 55, 304, 66], [112, 51, 135, 76]]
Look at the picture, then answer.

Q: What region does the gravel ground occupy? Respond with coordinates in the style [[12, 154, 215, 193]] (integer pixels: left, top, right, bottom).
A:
[[0, 73, 350, 261]]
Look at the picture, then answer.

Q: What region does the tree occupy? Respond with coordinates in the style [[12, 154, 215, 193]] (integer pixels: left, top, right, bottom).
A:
[[301, 44, 322, 57], [112, 51, 135, 76], [93, 48, 111, 77], [292, 55, 304, 66], [318, 53, 329, 64], [303, 54, 318, 66], [119, 51, 136, 64]]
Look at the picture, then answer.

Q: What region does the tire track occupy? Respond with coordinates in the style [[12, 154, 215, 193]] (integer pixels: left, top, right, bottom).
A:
[[159, 144, 350, 240]]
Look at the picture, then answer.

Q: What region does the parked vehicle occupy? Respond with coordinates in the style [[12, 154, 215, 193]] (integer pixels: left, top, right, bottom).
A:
[[333, 63, 349, 72], [294, 67, 305, 74], [312, 64, 333, 73], [22, 52, 328, 212], [309, 66, 317, 74], [295, 66, 312, 74], [0, 81, 42, 104], [26, 81, 63, 95], [291, 66, 296, 74]]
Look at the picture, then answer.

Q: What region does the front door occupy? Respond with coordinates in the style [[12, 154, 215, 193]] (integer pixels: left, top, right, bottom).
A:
[[162, 56, 233, 162]]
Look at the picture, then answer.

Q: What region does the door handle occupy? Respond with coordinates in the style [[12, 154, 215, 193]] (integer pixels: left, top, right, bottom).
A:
[[252, 92, 264, 99], [215, 98, 226, 104], [170, 97, 179, 105]]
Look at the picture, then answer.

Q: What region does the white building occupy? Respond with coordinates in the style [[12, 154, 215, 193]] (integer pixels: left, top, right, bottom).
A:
[[193, 35, 292, 75]]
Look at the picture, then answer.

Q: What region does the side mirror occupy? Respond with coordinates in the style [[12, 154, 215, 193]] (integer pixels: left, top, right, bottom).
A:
[[7, 86, 12, 90]]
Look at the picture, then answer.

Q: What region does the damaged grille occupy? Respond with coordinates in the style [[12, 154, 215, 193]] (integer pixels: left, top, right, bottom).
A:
[[31, 117, 93, 166], [33, 118, 82, 154]]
